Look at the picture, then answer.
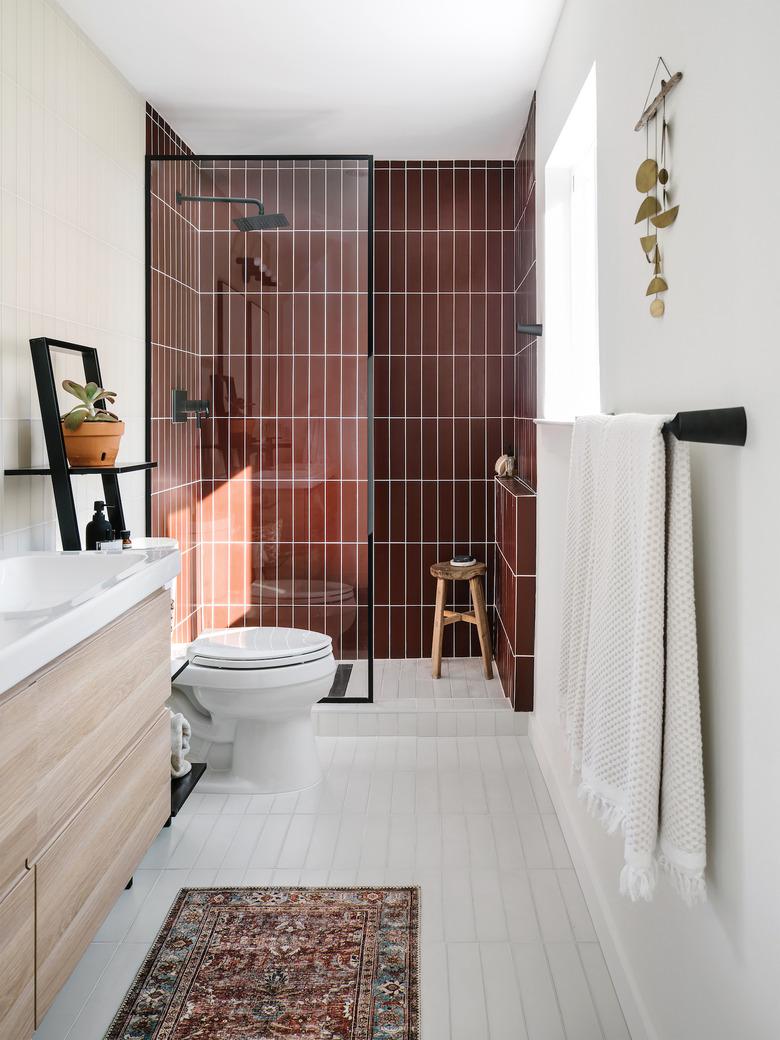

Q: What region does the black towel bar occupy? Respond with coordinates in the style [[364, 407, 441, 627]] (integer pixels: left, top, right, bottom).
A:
[[662, 407, 747, 446]]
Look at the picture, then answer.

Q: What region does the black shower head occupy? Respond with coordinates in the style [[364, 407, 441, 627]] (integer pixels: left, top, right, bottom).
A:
[[175, 191, 289, 231], [233, 211, 290, 231]]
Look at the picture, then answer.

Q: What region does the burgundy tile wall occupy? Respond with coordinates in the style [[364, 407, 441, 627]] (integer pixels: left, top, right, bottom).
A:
[[148, 106, 201, 642], [495, 97, 538, 709], [196, 160, 371, 660], [373, 160, 516, 659]]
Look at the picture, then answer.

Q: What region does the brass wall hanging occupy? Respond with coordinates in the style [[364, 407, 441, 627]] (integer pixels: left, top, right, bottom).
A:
[[634, 58, 682, 317]]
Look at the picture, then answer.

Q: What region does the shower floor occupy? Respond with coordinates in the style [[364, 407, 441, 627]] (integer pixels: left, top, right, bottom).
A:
[[375, 657, 508, 701]]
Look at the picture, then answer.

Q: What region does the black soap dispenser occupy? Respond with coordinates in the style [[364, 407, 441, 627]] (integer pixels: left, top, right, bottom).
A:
[[85, 501, 113, 550]]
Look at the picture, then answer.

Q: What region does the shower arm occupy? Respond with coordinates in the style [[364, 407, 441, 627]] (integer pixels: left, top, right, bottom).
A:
[[175, 191, 265, 216]]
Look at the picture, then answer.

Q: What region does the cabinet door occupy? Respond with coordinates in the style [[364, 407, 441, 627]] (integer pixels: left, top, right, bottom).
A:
[[35, 589, 170, 854], [36, 712, 170, 1021], [0, 686, 37, 897], [0, 870, 35, 1040]]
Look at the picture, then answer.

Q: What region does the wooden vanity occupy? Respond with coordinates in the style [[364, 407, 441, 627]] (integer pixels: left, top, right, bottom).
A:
[[0, 589, 171, 1040]]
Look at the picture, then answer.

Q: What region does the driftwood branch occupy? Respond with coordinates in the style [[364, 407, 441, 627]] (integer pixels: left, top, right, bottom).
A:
[[634, 71, 683, 131]]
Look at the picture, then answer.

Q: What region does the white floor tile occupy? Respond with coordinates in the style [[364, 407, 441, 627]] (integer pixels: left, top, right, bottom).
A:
[[546, 941, 604, 1040], [277, 814, 317, 869], [511, 943, 566, 1040], [304, 813, 341, 871], [517, 812, 553, 867], [472, 867, 509, 941], [420, 942, 451, 1040], [34, 943, 116, 1040], [124, 870, 190, 943], [448, 943, 489, 1040], [442, 869, 477, 941], [558, 868, 598, 942], [248, 814, 292, 868], [529, 870, 574, 942], [480, 942, 530, 1040], [578, 942, 631, 1040], [93, 869, 160, 943], [542, 812, 573, 868], [64, 943, 150, 1040]]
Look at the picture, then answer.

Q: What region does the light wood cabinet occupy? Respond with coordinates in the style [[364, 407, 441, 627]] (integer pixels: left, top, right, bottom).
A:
[[36, 711, 170, 1020], [0, 870, 35, 1040], [0, 590, 171, 1039]]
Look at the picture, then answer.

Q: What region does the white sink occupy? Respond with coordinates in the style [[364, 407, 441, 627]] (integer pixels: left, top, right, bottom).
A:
[[0, 551, 144, 616], [0, 547, 180, 695]]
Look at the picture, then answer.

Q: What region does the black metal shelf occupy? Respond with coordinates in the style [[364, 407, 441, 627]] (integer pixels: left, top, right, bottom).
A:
[[6, 462, 157, 476], [24, 336, 156, 549], [170, 763, 207, 818]]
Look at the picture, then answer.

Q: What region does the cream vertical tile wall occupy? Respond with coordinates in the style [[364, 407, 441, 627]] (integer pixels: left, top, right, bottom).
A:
[[0, 0, 146, 550]]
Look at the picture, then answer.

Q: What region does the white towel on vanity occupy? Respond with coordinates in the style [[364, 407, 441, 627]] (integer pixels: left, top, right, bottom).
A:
[[169, 709, 192, 779], [560, 413, 706, 904]]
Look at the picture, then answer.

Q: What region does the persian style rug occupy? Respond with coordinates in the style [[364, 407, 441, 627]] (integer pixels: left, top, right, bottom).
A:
[[104, 886, 419, 1040]]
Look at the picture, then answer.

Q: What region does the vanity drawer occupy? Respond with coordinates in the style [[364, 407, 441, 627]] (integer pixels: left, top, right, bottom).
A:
[[0, 869, 35, 1040], [0, 686, 37, 899], [34, 589, 170, 853], [35, 711, 170, 1022]]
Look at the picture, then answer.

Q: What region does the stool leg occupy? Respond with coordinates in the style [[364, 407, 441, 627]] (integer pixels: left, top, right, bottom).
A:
[[469, 577, 494, 679], [431, 578, 447, 678]]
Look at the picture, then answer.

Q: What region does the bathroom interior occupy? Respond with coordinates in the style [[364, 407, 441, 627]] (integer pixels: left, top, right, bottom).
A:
[[0, 1, 778, 1039]]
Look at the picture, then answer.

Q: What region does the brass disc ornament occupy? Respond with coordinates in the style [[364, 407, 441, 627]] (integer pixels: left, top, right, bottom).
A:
[[635, 158, 659, 192], [650, 204, 679, 229], [646, 275, 668, 295], [640, 233, 657, 254], [635, 196, 661, 223], [650, 298, 665, 317]]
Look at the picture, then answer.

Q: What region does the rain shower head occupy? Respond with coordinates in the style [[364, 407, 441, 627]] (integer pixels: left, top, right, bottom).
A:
[[233, 211, 289, 231], [175, 191, 290, 231]]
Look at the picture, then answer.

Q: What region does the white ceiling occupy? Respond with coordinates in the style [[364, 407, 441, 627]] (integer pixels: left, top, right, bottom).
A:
[[57, 0, 562, 158]]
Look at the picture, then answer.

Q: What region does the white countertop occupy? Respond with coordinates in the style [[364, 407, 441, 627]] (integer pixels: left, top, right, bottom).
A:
[[0, 547, 180, 695]]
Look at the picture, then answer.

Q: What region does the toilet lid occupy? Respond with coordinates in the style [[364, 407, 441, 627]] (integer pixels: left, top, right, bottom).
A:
[[189, 626, 332, 669]]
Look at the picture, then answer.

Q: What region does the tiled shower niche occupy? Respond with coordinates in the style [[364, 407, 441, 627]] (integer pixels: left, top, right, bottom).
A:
[[149, 156, 372, 675]]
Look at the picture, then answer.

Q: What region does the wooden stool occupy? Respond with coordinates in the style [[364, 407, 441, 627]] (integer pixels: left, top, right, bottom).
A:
[[430, 560, 494, 679]]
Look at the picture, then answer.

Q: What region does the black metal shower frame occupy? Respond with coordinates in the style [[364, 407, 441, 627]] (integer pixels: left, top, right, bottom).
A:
[[144, 152, 375, 703]]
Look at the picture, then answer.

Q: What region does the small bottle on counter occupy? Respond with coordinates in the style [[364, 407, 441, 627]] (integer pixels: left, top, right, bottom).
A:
[[85, 501, 113, 551], [120, 529, 132, 549]]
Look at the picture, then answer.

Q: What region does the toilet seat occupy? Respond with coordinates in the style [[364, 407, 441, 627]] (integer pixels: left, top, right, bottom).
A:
[[251, 578, 355, 605], [189, 626, 333, 670]]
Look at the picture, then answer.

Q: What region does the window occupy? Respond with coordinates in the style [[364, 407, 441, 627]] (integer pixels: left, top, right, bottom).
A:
[[543, 64, 600, 421]]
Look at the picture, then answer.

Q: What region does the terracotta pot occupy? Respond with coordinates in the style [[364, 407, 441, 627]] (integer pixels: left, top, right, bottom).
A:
[[61, 420, 125, 467]]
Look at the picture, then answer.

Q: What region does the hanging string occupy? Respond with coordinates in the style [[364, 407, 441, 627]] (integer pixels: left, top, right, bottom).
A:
[[641, 56, 673, 112]]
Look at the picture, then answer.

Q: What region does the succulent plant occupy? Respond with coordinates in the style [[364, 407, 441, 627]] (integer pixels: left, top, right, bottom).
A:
[[60, 380, 120, 431]]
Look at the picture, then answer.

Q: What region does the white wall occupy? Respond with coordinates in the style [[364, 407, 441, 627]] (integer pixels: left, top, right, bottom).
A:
[[531, 2, 780, 1038], [0, 0, 146, 550]]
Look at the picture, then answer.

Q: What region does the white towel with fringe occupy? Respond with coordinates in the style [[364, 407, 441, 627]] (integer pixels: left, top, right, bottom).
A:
[[560, 413, 706, 904], [169, 709, 192, 779]]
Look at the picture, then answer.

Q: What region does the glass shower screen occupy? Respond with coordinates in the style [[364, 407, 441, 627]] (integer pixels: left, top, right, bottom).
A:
[[148, 156, 373, 699]]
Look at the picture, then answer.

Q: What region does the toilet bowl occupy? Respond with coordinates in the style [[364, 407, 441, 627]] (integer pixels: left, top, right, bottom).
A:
[[251, 578, 357, 640], [172, 626, 336, 794]]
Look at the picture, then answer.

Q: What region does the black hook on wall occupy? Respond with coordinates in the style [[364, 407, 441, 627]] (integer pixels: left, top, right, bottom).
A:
[[662, 407, 747, 446]]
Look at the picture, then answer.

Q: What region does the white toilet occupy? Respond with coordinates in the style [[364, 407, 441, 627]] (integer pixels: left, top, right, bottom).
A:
[[171, 626, 336, 794]]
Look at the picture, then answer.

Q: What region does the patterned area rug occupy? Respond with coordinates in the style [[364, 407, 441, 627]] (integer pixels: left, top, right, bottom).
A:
[[104, 886, 419, 1039]]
